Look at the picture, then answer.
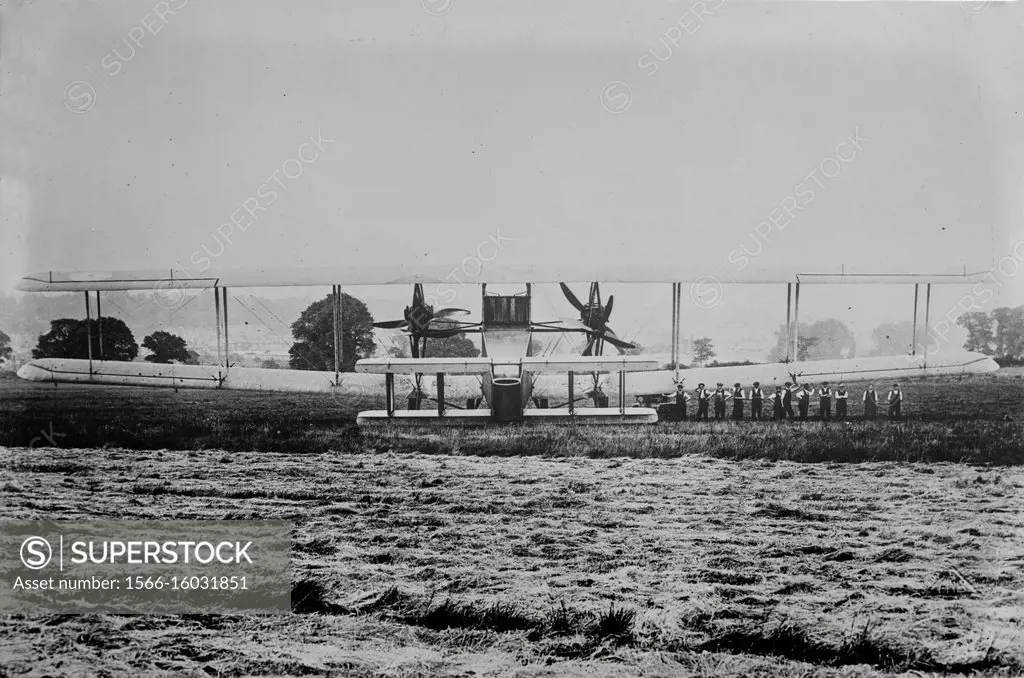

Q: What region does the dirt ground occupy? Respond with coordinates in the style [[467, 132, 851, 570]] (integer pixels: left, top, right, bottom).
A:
[[2, 446, 1022, 677]]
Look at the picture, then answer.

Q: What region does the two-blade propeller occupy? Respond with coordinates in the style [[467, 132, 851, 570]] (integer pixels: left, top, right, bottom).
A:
[[558, 282, 635, 356]]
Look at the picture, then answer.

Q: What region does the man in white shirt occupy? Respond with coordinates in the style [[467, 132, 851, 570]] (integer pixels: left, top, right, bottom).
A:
[[695, 383, 710, 420], [887, 382, 903, 420], [731, 382, 745, 420], [674, 383, 690, 420], [818, 382, 833, 421], [863, 383, 878, 419], [834, 382, 849, 421], [783, 381, 796, 419], [797, 383, 811, 420], [750, 381, 764, 420]]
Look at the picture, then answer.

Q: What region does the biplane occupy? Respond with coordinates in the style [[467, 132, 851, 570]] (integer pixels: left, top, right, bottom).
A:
[[15, 264, 1000, 426]]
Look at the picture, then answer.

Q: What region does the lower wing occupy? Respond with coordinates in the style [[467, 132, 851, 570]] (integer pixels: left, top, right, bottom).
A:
[[17, 352, 997, 401]]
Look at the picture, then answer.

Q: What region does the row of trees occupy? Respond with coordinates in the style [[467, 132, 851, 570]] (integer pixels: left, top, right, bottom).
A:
[[21, 292, 480, 370], [958, 306, 1024, 358], [28, 318, 200, 364]]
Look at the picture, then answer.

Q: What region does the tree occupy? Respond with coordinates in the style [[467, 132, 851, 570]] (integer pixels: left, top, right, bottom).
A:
[[991, 306, 1024, 358], [797, 336, 820, 361], [142, 331, 192, 363], [691, 337, 716, 366], [260, 358, 282, 369], [769, 319, 855, 361], [32, 317, 138, 361], [958, 311, 995, 354], [869, 321, 916, 355], [289, 294, 375, 371], [423, 331, 480, 358], [0, 330, 12, 366]]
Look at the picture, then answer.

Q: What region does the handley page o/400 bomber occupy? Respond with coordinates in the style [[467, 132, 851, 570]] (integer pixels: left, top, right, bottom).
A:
[[15, 264, 1000, 425]]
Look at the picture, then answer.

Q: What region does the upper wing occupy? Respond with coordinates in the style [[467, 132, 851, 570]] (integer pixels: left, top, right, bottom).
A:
[[16, 265, 990, 292]]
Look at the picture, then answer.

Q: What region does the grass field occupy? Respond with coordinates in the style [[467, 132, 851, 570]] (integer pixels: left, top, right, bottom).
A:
[[1, 370, 1023, 463], [1, 369, 1023, 676]]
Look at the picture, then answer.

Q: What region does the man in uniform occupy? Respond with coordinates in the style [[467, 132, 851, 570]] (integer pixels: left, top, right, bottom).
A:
[[731, 382, 745, 420], [783, 382, 796, 419], [834, 382, 849, 421], [818, 381, 832, 421], [862, 383, 878, 419], [797, 383, 811, 420], [695, 383, 710, 420], [712, 382, 728, 420], [887, 382, 903, 420], [750, 381, 764, 420]]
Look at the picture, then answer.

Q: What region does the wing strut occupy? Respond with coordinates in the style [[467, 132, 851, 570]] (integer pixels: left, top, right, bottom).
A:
[[385, 373, 395, 416], [670, 283, 677, 372], [332, 284, 343, 380], [222, 287, 231, 369], [912, 284, 919, 355], [785, 283, 792, 362], [215, 286, 223, 367], [84, 291, 93, 376], [437, 373, 446, 417], [96, 291, 104, 360], [671, 282, 681, 378], [923, 283, 931, 368], [792, 282, 801, 360], [568, 371, 574, 416]]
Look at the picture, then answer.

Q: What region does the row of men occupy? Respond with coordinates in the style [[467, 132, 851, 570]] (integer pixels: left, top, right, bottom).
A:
[[672, 381, 904, 421]]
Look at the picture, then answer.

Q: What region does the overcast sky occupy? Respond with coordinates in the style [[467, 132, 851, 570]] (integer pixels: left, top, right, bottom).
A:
[[1, 0, 1021, 351]]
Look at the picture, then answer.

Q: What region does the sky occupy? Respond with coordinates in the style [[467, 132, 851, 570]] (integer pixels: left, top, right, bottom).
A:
[[1, 0, 1022, 355]]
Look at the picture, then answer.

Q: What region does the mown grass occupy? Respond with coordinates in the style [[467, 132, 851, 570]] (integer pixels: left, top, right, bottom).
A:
[[367, 420, 1024, 464], [4, 446, 1022, 677], [287, 579, 1021, 674]]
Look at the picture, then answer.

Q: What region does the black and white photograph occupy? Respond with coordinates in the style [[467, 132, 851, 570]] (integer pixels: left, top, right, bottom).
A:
[[1, 0, 1023, 675]]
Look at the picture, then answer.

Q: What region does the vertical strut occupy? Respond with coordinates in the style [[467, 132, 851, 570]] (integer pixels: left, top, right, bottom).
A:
[[214, 286, 223, 367], [84, 291, 93, 375], [792, 282, 801, 361], [911, 284, 919, 355], [568, 371, 575, 416], [480, 283, 488, 358], [332, 284, 341, 379], [222, 287, 230, 368], [344, 284, 348, 372], [671, 280, 679, 374], [619, 370, 626, 414], [785, 283, 792, 362], [670, 283, 677, 371], [96, 291, 104, 361], [526, 283, 534, 358], [436, 373, 446, 417], [385, 373, 395, 416], [923, 283, 931, 369]]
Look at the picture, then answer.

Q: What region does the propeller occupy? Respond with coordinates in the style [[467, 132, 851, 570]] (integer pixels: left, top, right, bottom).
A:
[[558, 282, 635, 356], [372, 283, 477, 358]]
